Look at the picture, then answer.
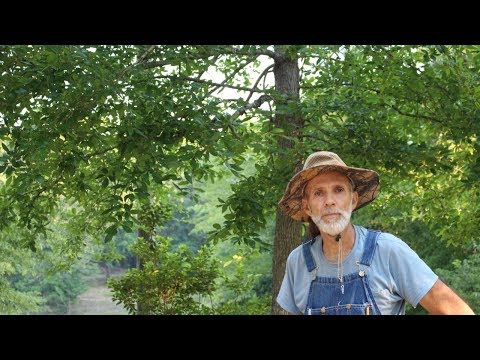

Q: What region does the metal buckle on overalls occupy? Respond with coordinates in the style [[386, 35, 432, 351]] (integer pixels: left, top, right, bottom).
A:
[[309, 267, 317, 280], [356, 261, 366, 277]]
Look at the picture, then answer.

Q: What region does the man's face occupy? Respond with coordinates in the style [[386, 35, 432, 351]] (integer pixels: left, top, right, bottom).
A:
[[302, 171, 358, 236]]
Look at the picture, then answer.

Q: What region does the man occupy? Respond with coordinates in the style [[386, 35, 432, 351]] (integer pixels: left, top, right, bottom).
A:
[[276, 151, 474, 315]]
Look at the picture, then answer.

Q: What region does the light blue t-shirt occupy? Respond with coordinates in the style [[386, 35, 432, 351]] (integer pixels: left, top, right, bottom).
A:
[[277, 225, 438, 315]]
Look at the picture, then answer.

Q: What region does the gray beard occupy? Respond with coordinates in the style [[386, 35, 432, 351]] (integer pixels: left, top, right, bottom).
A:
[[311, 207, 352, 236]]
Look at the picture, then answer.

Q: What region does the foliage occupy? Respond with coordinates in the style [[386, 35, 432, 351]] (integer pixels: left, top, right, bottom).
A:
[[0, 201, 95, 314], [2, 198, 114, 314], [108, 235, 219, 314], [0, 278, 41, 314], [12, 259, 98, 314], [100, 229, 137, 269], [0, 227, 43, 314], [435, 251, 480, 314], [0, 45, 260, 247], [38, 261, 97, 314], [159, 196, 208, 253], [7, 216, 102, 315], [187, 165, 274, 313], [214, 253, 271, 315]]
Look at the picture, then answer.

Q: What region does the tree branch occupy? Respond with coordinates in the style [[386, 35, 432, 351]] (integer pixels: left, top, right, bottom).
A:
[[141, 49, 222, 71], [194, 55, 220, 81], [153, 74, 265, 93], [206, 59, 255, 96], [224, 95, 273, 140], [230, 95, 272, 123], [118, 46, 157, 77], [302, 133, 337, 148], [390, 105, 444, 124], [83, 146, 117, 160], [246, 64, 274, 103], [118, 48, 219, 79], [300, 78, 447, 126], [138, 46, 157, 64], [217, 46, 282, 61]]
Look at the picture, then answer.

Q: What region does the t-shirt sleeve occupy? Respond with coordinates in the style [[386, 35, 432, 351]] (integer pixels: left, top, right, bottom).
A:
[[276, 253, 303, 315], [385, 234, 439, 307]]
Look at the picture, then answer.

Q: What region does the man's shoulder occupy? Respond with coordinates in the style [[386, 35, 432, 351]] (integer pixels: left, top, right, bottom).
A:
[[286, 237, 314, 263], [354, 225, 409, 249]]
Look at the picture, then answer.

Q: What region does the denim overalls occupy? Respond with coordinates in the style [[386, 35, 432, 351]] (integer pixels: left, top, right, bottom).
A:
[[303, 230, 382, 315]]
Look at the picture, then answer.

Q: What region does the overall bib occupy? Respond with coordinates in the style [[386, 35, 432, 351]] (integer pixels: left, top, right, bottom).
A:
[[303, 230, 382, 315]]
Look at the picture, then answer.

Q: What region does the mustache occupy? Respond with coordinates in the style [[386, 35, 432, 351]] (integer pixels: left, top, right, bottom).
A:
[[320, 208, 348, 216]]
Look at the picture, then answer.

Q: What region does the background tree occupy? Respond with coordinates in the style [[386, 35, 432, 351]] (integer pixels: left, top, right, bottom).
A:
[[108, 235, 219, 315]]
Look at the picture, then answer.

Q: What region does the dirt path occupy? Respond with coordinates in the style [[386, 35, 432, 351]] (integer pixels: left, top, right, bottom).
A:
[[69, 270, 129, 315]]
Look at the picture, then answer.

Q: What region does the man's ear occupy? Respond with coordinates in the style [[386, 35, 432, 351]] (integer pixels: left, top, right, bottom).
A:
[[352, 191, 359, 209], [302, 198, 311, 217]]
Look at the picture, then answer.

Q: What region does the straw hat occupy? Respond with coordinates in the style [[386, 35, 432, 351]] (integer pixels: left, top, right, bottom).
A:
[[278, 151, 380, 222]]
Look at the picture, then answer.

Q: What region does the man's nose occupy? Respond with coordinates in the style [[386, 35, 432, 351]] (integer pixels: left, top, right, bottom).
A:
[[324, 191, 336, 206]]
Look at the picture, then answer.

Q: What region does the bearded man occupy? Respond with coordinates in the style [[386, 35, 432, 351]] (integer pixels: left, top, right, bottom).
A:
[[276, 151, 474, 315]]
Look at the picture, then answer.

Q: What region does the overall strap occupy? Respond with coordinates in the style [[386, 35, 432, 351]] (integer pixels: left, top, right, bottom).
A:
[[359, 229, 380, 266], [302, 238, 317, 273]]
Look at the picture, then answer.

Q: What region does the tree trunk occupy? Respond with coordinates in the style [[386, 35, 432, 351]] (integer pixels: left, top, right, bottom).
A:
[[272, 208, 302, 314], [136, 227, 150, 313], [271, 47, 304, 315]]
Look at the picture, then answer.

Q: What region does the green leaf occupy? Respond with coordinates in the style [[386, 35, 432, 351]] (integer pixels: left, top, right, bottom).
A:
[[104, 224, 118, 242], [122, 224, 133, 233], [1, 143, 10, 154]]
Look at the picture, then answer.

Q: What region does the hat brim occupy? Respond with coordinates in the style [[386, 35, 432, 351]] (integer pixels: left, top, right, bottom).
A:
[[278, 165, 380, 222]]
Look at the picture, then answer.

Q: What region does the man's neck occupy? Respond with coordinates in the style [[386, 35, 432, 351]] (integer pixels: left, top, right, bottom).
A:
[[320, 223, 355, 262]]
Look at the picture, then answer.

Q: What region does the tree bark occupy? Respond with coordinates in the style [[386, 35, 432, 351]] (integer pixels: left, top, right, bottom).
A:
[[271, 47, 304, 315], [136, 227, 150, 313]]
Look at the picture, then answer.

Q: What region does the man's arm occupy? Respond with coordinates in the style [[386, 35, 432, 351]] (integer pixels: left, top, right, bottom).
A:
[[419, 279, 475, 315]]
